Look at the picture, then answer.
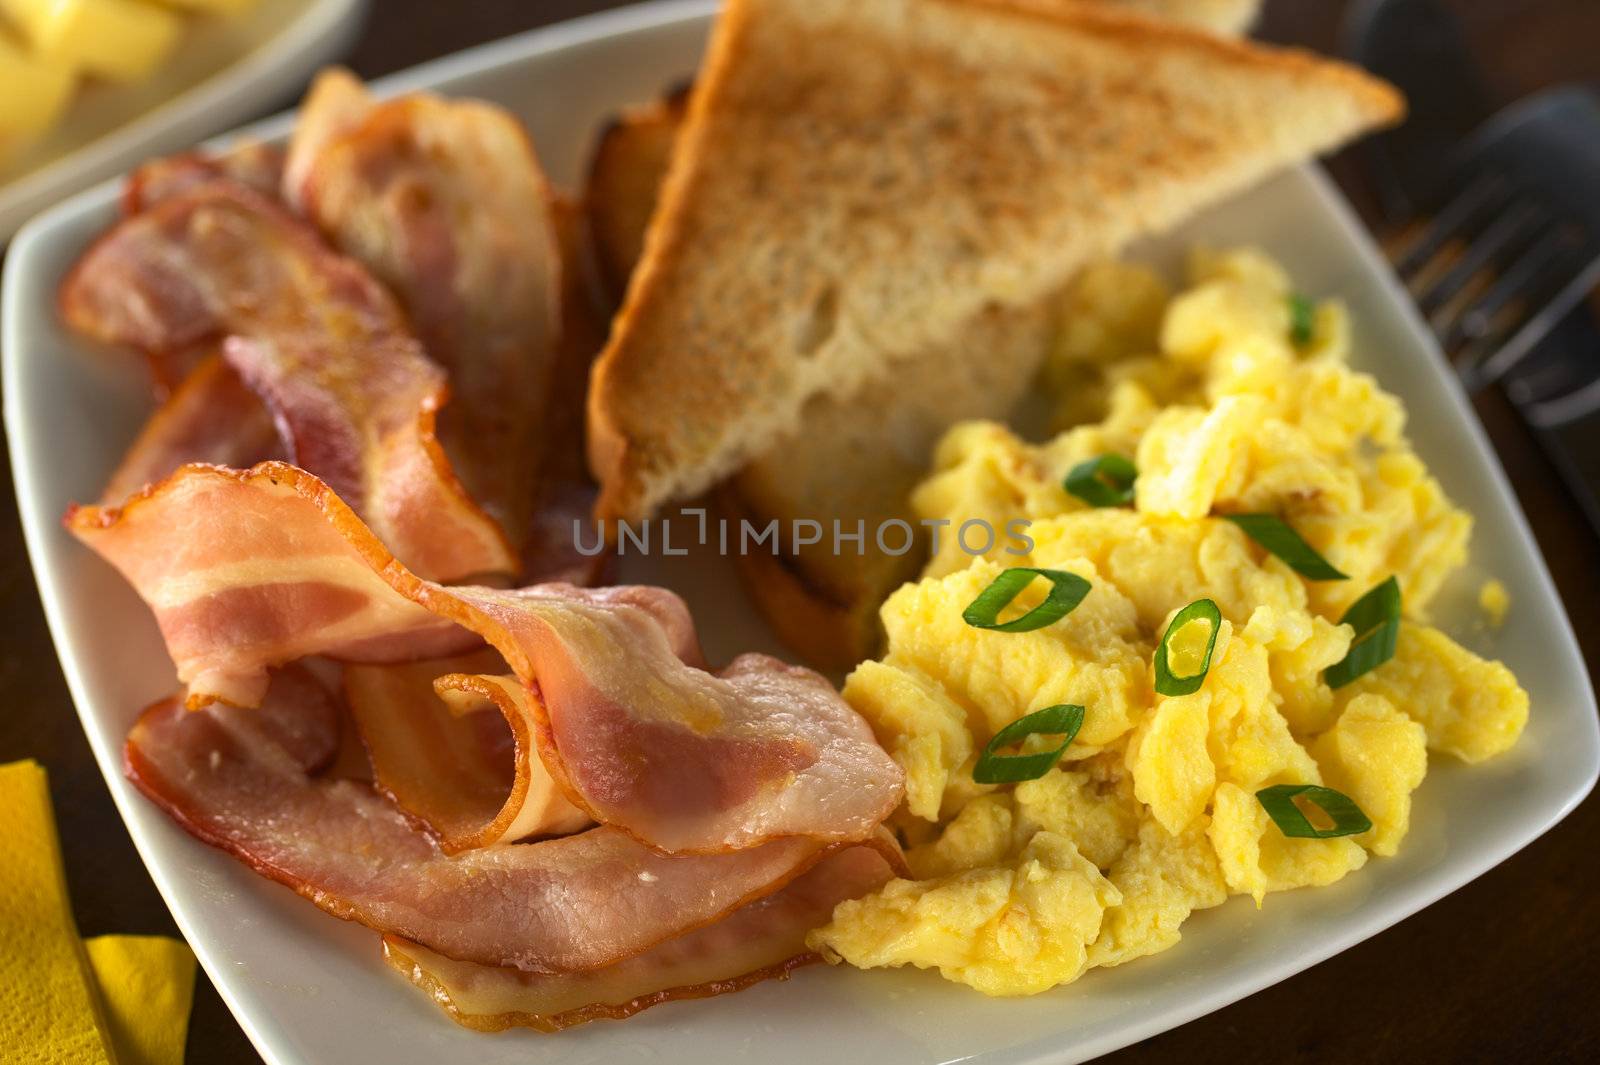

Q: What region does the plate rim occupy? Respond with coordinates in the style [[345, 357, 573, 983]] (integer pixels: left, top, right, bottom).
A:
[[3, 3, 1596, 1063]]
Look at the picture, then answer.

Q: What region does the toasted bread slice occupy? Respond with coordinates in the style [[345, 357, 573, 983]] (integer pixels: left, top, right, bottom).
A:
[[585, 82, 693, 300], [584, 3, 1257, 301], [584, 91, 1055, 668], [724, 298, 1056, 667], [586, 0, 1401, 525], [586, 87, 1053, 667]]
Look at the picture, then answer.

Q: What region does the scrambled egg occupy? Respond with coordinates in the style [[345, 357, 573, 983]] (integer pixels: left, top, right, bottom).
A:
[[1479, 579, 1510, 627], [808, 249, 1530, 995]]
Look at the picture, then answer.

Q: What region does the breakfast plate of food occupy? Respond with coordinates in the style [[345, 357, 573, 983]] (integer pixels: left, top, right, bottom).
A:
[[3, 1, 1596, 1064], [0, 0, 365, 241]]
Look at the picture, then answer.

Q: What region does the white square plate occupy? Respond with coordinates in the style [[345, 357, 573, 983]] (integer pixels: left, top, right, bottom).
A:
[[4, 3, 1597, 1063], [0, 0, 367, 242]]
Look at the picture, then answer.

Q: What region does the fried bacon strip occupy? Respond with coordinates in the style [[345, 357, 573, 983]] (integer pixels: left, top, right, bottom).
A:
[[59, 182, 516, 582], [71, 462, 904, 852], [380, 842, 896, 1031], [70, 465, 474, 708], [344, 653, 591, 852], [287, 69, 563, 549], [99, 354, 282, 504], [123, 142, 286, 217], [444, 582, 904, 853], [281, 66, 373, 205], [70, 143, 287, 394], [86, 144, 290, 394], [125, 671, 859, 973]]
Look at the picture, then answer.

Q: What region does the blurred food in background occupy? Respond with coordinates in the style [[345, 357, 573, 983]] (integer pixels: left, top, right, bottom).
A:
[[0, 0, 260, 168]]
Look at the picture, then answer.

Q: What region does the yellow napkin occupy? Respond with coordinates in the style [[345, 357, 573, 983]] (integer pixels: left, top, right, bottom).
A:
[[86, 936, 197, 1065], [0, 760, 197, 1065]]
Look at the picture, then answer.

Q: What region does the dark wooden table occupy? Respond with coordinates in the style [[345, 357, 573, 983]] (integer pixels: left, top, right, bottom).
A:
[[2, 1, 1594, 1061]]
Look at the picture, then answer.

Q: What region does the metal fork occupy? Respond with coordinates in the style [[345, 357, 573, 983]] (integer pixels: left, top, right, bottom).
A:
[[1385, 87, 1600, 394]]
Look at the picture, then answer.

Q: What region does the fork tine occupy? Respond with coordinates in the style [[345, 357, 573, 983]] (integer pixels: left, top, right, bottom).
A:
[[1440, 224, 1574, 346], [1391, 170, 1508, 280], [1428, 270, 1497, 345], [1456, 243, 1600, 389], [1519, 373, 1600, 429], [1415, 200, 1546, 314]]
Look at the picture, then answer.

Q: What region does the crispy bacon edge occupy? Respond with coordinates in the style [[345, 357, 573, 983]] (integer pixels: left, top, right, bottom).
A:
[[99, 353, 283, 504], [344, 656, 592, 852], [67, 462, 479, 708], [385, 939, 817, 1033]]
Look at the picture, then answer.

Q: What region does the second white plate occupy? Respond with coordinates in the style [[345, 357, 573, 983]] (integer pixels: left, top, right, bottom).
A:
[[0, 0, 367, 242]]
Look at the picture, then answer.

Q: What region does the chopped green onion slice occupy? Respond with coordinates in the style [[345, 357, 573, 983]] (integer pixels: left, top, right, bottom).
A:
[[962, 567, 1091, 632], [1222, 514, 1348, 581], [1065, 454, 1138, 507], [973, 704, 1086, 784], [1155, 598, 1221, 696], [1256, 784, 1372, 838], [1324, 576, 1402, 689], [1288, 293, 1316, 346]]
